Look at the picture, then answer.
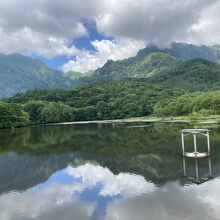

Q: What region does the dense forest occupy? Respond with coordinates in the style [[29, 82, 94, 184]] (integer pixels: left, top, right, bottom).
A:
[[1, 79, 220, 128], [2, 81, 182, 127]]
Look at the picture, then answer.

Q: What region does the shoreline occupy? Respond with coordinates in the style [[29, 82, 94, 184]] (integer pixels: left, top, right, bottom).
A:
[[1, 116, 220, 130], [49, 116, 220, 126]]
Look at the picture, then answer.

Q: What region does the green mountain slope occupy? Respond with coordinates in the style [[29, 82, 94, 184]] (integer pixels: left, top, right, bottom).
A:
[[93, 52, 183, 81], [1, 42, 220, 99], [65, 70, 94, 80], [148, 58, 220, 90], [0, 53, 76, 98], [137, 42, 220, 62], [91, 45, 220, 91]]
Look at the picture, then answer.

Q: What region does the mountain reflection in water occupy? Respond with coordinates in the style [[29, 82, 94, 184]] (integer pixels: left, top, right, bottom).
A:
[[0, 123, 220, 220]]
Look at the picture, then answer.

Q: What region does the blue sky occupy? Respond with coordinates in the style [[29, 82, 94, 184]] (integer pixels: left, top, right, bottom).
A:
[[0, 0, 220, 72], [33, 21, 114, 70]]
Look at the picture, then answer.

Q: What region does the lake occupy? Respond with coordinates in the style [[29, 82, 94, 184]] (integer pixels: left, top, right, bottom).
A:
[[0, 122, 220, 220]]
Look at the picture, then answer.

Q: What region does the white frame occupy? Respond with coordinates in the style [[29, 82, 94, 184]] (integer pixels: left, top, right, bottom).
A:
[[180, 129, 210, 158]]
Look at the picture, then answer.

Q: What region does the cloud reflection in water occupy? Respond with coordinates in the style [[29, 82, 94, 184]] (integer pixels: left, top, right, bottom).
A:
[[0, 163, 154, 220]]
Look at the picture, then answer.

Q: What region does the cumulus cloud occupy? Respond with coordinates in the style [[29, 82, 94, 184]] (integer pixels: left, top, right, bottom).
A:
[[62, 38, 145, 72], [0, 28, 80, 57], [0, 0, 220, 71], [95, 0, 219, 45], [186, 1, 220, 45]]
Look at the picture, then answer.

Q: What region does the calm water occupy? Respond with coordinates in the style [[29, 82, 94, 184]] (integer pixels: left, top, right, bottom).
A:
[[0, 122, 220, 220]]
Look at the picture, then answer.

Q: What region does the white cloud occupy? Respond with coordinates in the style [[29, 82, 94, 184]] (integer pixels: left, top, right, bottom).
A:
[[66, 163, 154, 197], [0, 28, 80, 57], [62, 38, 145, 72], [0, 0, 220, 71], [95, 0, 219, 46], [186, 1, 220, 45]]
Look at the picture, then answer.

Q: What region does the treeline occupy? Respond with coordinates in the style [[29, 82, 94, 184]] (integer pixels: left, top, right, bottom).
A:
[[1, 81, 220, 128], [1, 81, 182, 128], [154, 90, 220, 117]]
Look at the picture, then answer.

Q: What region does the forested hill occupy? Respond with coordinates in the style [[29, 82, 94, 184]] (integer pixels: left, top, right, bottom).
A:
[[2, 81, 184, 128], [92, 54, 220, 91], [0, 53, 77, 98], [91, 43, 220, 88], [148, 58, 220, 91], [93, 52, 182, 80]]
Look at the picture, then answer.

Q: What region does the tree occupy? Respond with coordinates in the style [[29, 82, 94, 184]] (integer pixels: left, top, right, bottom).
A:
[[0, 102, 29, 128]]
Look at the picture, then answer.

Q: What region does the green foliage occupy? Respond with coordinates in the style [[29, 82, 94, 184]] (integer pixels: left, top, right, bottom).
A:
[[93, 52, 182, 81], [198, 108, 215, 116], [2, 79, 220, 128], [0, 102, 29, 128], [150, 59, 220, 91], [23, 100, 75, 124], [154, 90, 220, 116], [7, 81, 183, 122], [186, 112, 203, 120]]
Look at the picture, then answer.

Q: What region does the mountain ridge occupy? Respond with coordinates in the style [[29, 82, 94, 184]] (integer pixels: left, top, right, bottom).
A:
[[1, 42, 220, 98], [0, 53, 77, 98]]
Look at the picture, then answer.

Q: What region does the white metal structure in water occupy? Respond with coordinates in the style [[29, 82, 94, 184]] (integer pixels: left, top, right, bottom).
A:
[[180, 129, 210, 158]]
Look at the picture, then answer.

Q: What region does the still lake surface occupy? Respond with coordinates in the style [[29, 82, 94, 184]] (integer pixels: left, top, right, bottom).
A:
[[0, 122, 220, 220]]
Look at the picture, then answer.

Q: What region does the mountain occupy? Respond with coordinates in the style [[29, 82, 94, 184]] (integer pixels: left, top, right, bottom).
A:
[[148, 58, 220, 91], [137, 42, 220, 62], [91, 43, 220, 91], [93, 52, 182, 80], [65, 70, 94, 80], [1, 42, 220, 99], [0, 53, 76, 98]]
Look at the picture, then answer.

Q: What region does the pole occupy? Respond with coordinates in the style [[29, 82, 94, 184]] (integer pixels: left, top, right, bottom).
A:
[[208, 156, 212, 177], [193, 133, 197, 157], [183, 156, 186, 176], [181, 132, 185, 156], [195, 159, 199, 181], [207, 131, 210, 155]]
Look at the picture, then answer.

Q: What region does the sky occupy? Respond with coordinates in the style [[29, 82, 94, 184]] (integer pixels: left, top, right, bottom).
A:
[[0, 0, 220, 72]]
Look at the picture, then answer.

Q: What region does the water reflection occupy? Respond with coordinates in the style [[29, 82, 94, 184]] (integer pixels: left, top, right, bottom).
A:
[[0, 163, 154, 220], [0, 123, 220, 219], [1, 161, 220, 220], [183, 156, 213, 184]]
